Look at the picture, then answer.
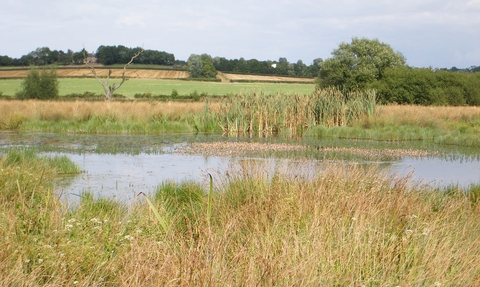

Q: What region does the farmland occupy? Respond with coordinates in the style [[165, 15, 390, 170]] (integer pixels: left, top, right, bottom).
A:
[[0, 68, 315, 97]]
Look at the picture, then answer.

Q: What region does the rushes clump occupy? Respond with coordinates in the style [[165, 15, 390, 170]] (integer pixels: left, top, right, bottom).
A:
[[217, 88, 376, 137]]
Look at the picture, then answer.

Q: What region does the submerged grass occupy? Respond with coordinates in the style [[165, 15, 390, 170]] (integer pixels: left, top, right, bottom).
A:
[[1, 149, 480, 285]]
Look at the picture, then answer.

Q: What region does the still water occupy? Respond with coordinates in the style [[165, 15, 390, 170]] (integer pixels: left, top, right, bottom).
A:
[[2, 132, 480, 204]]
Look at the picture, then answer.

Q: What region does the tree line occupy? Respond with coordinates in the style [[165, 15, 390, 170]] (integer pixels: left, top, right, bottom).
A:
[[4, 40, 480, 106], [1, 46, 322, 77], [0, 46, 175, 67]]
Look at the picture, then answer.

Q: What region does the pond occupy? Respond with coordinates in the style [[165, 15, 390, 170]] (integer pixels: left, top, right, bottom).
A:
[[1, 132, 480, 204]]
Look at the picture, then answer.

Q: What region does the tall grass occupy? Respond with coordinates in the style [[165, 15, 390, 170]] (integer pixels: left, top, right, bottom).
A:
[[217, 88, 377, 137], [307, 104, 480, 147], [2, 149, 480, 285], [0, 99, 220, 133]]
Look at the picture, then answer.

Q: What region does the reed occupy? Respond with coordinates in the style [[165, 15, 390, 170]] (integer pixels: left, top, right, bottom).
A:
[[217, 88, 376, 137]]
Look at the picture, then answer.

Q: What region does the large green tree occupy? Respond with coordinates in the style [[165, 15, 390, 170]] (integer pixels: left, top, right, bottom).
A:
[[318, 37, 406, 90]]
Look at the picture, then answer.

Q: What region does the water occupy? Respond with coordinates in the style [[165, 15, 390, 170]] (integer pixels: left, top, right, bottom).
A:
[[390, 157, 480, 188], [55, 153, 229, 204], [2, 132, 480, 204]]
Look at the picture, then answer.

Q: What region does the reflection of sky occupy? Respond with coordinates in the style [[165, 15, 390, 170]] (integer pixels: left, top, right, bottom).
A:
[[53, 151, 480, 206], [55, 153, 230, 205], [390, 157, 480, 188]]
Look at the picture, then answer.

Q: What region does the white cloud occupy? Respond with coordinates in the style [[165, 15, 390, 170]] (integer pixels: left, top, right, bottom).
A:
[[0, 0, 478, 68]]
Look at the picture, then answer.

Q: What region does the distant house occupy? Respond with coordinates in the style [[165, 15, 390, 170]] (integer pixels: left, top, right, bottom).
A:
[[85, 53, 97, 64], [271, 63, 277, 68]]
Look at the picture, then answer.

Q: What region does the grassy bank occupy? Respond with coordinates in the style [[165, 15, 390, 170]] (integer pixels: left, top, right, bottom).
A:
[[1, 149, 480, 285], [307, 105, 480, 147]]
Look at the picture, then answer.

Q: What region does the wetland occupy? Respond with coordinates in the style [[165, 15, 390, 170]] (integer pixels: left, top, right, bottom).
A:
[[2, 132, 479, 205]]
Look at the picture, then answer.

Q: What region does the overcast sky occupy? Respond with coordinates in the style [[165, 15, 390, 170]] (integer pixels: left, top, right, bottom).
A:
[[1, 0, 479, 68]]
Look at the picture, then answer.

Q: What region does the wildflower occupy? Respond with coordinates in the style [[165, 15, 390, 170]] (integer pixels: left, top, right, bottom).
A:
[[90, 218, 101, 224]]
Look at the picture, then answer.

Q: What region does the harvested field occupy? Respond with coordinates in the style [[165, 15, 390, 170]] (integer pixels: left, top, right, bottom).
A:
[[0, 68, 189, 79], [0, 68, 314, 83], [222, 72, 314, 83]]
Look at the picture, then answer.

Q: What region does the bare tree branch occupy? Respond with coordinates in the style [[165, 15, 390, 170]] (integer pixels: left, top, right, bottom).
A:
[[84, 47, 143, 101]]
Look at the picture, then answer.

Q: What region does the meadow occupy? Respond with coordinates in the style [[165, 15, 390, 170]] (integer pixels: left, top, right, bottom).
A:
[[0, 78, 315, 97], [1, 148, 480, 286]]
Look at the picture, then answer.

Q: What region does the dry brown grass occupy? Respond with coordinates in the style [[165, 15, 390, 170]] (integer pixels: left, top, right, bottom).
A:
[[117, 162, 480, 286], [374, 105, 480, 128], [2, 151, 480, 286], [0, 100, 218, 126]]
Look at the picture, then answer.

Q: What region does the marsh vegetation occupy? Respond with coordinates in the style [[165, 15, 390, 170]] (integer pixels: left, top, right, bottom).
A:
[[1, 148, 480, 286], [1, 90, 480, 285]]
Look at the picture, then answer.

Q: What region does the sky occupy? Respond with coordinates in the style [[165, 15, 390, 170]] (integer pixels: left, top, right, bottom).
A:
[[1, 0, 479, 69]]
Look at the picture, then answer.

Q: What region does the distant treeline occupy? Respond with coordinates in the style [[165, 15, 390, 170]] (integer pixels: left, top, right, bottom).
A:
[[95, 46, 175, 66], [0, 46, 176, 67], [211, 57, 322, 77], [0, 46, 322, 77]]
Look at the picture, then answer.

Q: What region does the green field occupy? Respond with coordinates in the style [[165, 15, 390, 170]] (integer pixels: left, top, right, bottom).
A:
[[0, 78, 315, 97]]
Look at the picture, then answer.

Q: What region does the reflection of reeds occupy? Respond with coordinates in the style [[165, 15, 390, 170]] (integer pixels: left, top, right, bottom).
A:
[[217, 88, 377, 137]]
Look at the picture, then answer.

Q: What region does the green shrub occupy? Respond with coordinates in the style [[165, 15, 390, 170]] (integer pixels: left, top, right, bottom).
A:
[[17, 66, 59, 100], [171, 89, 179, 99]]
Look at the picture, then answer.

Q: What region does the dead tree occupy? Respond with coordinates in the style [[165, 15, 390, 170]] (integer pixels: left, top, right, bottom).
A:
[[85, 49, 143, 101]]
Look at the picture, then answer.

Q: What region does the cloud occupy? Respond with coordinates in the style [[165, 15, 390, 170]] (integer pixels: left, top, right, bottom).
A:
[[0, 0, 478, 68]]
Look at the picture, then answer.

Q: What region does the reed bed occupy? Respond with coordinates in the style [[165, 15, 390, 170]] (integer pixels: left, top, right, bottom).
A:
[[218, 88, 376, 137], [2, 149, 480, 286]]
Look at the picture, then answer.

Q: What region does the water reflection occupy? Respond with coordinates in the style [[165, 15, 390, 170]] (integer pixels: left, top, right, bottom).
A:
[[390, 157, 480, 188], [54, 153, 229, 205], [1, 132, 480, 204]]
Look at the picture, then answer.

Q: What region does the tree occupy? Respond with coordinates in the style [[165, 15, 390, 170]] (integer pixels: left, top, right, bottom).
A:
[[17, 66, 59, 100], [86, 48, 143, 101], [187, 54, 204, 78], [187, 54, 217, 78], [318, 37, 406, 90]]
